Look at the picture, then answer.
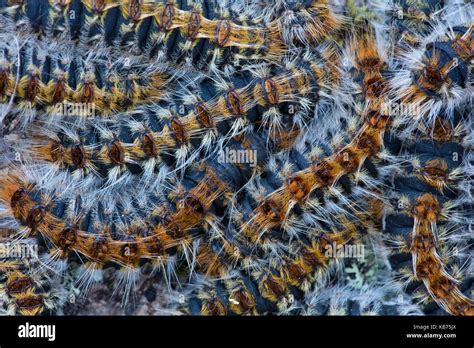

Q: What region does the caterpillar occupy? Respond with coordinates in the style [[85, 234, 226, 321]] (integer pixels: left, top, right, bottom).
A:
[[184, 218, 362, 315], [0, 244, 56, 315], [341, 21, 391, 114], [0, 169, 223, 298], [238, 110, 389, 245], [382, 107, 473, 316], [185, 120, 391, 315], [0, 0, 343, 70], [0, 0, 472, 317], [14, 49, 338, 198], [0, 122, 297, 301], [374, 0, 446, 49], [0, 31, 170, 129], [388, 17, 473, 132], [0, 89, 360, 302]]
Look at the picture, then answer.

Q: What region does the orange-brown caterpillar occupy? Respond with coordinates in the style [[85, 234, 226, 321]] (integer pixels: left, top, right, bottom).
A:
[[383, 107, 473, 316], [22, 55, 337, 188], [345, 23, 389, 113], [408, 193, 473, 315], [242, 113, 389, 243], [0, 169, 226, 269]]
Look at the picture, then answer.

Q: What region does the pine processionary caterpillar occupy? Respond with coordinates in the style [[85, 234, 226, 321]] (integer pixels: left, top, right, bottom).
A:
[[0, 0, 342, 69]]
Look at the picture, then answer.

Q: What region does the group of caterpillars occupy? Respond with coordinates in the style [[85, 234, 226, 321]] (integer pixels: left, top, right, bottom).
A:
[[0, 0, 472, 316]]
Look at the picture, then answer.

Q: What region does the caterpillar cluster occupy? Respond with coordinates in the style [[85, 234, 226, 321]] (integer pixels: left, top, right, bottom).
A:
[[0, 0, 472, 317], [375, 0, 446, 49], [0, 31, 170, 129], [0, 0, 342, 69], [379, 6, 473, 316]]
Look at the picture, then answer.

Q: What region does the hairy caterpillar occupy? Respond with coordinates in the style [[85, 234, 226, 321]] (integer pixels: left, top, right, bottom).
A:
[[389, 16, 473, 132], [185, 219, 362, 315], [16, 50, 338, 197], [0, 250, 56, 315], [0, 0, 342, 70], [343, 14, 474, 316], [382, 108, 473, 316], [0, 123, 293, 301], [238, 110, 389, 245], [187, 116, 388, 314], [0, 31, 169, 128], [0, 169, 224, 297], [341, 22, 391, 115], [374, 0, 446, 49]]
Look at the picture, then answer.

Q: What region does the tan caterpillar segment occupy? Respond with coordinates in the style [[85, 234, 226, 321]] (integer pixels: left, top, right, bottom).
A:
[[152, 4, 279, 53], [409, 194, 474, 316], [14, 0, 341, 62], [348, 25, 388, 112], [197, 215, 361, 283]]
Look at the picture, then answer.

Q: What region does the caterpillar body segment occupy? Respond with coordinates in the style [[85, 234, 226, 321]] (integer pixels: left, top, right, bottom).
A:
[[339, 22, 392, 115]]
